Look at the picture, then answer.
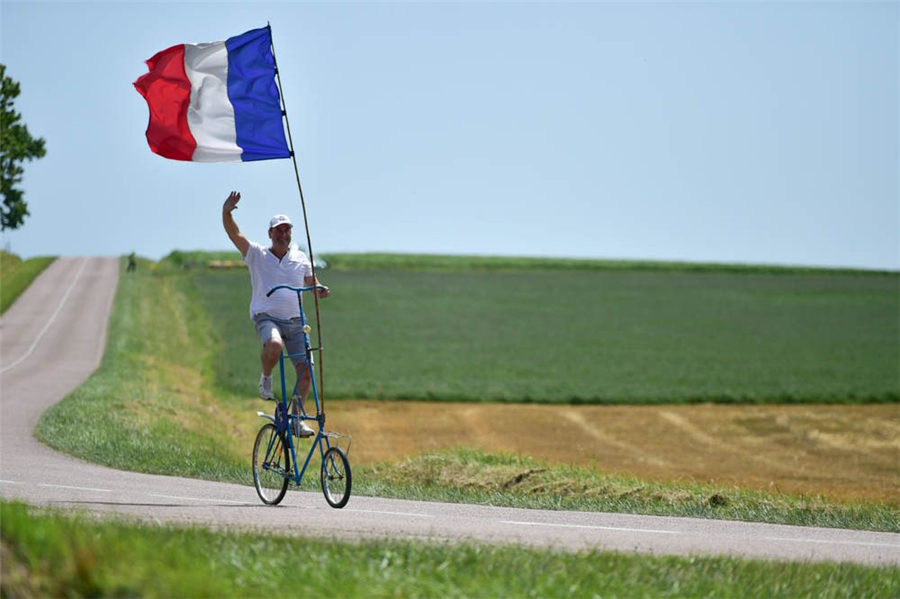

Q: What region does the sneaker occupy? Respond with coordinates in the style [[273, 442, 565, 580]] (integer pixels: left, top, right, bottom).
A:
[[258, 374, 275, 400], [292, 418, 315, 438]]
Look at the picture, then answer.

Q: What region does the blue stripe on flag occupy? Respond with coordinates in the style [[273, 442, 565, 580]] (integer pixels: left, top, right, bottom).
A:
[[225, 27, 290, 162]]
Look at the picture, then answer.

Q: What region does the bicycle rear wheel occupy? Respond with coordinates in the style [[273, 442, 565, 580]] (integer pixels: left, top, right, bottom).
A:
[[253, 423, 290, 505], [321, 446, 352, 508]]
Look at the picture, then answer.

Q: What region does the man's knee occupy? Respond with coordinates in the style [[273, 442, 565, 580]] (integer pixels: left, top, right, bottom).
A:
[[263, 339, 283, 358]]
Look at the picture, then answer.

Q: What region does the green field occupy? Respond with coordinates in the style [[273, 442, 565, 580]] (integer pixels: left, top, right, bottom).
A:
[[325, 252, 899, 275], [190, 253, 899, 404], [3, 502, 897, 599], [0, 250, 55, 314], [170, 249, 898, 275]]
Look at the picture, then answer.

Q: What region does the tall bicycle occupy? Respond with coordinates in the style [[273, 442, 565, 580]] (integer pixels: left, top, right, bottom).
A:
[[251, 284, 352, 508]]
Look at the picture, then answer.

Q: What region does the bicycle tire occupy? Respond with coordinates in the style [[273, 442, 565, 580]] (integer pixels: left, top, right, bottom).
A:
[[321, 446, 352, 508], [253, 423, 290, 505]]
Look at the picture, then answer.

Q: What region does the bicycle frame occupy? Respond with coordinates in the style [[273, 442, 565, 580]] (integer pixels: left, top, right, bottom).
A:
[[256, 284, 334, 487]]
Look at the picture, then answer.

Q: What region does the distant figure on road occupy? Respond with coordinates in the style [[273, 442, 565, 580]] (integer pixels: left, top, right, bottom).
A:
[[127, 252, 137, 273], [222, 191, 330, 437]]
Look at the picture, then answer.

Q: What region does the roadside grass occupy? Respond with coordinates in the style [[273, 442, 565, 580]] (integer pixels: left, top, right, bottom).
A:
[[163, 249, 242, 268], [3, 502, 898, 599], [0, 250, 55, 314], [358, 449, 900, 533], [36, 256, 900, 531], [192, 265, 899, 404], [36, 260, 252, 484]]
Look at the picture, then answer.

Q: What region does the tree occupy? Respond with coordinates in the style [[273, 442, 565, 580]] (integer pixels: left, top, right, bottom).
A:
[[1, 63, 46, 231]]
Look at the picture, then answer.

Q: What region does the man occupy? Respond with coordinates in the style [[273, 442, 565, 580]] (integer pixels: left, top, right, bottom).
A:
[[222, 191, 330, 437]]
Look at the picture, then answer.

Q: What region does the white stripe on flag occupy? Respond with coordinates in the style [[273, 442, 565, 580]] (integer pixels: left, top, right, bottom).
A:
[[184, 42, 242, 162]]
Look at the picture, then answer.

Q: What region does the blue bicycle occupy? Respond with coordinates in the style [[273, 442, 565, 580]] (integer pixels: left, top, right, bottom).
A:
[[252, 285, 352, 508]]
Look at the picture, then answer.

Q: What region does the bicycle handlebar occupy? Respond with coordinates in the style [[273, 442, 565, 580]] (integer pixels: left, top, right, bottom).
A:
[[266, 284, 329, 297]]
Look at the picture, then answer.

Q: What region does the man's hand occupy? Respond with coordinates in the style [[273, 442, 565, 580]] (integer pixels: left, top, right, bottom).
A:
[[223, 191, 241, 214], [306, 275, 331, 298], [222, 191, 249, 257]]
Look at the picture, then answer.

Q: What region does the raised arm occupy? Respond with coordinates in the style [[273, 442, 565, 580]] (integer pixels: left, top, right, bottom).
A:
[[222, 191, 250, 257]]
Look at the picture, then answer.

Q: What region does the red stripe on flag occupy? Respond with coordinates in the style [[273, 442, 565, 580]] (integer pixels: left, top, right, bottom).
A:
[[133, 44, 196, 161]]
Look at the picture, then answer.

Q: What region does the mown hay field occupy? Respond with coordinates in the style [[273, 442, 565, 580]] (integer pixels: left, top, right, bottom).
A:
[[325, 400, 899, 502]]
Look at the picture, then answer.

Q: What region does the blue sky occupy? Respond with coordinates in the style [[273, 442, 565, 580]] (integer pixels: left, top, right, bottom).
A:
[[1, 1, 897, 269]]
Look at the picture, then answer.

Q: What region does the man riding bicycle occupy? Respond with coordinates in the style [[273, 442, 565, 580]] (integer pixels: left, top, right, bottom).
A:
[[222, 191, 330, 437]]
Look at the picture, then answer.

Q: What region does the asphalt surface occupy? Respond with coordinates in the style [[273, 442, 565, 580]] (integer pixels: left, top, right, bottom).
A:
[[1, 257, 898, 566]]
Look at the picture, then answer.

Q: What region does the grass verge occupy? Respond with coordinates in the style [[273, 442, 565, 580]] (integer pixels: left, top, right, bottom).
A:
[[36, 261, 252, 484], [358, 449, 900, 532], [0, 250, 55, 314], [3, 502, 898, 599]]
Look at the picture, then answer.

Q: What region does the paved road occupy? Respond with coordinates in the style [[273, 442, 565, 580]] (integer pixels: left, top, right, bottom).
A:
[[1, 257, 898, 566]]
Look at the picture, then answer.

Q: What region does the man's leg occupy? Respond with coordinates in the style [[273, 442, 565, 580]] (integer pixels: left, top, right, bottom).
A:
[[257, 339, 282, 400], [283, 320, 315, 436], [292, 363, 312, 412], [261, 339, 283, 376], [288, 362, 315, 437], [255, 317, 284, 400]]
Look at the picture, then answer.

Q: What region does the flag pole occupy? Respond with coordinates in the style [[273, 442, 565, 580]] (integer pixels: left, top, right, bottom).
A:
[[268, 22, 327, 417]]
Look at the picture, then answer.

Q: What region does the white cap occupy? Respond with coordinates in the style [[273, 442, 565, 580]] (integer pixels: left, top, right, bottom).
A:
[[268, 214, 293, 229]]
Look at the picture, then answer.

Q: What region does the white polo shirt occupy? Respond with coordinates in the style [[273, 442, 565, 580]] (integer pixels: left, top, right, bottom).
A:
[[244, 241, 313, 320]]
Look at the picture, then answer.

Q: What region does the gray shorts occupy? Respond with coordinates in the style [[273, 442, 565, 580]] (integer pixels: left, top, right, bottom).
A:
[[253, 313, 313, 367]]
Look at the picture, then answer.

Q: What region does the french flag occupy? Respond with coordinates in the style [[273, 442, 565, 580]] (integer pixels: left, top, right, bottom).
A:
[[134, 26, 291, 163]]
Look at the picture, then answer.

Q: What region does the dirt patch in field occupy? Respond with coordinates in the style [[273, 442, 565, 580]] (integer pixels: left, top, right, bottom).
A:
[[323, 401, 900, 503]]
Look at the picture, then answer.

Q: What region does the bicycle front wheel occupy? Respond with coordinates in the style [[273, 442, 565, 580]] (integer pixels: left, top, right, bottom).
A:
[[253, 423, 290, 505], [321, 446, 352, 508]]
